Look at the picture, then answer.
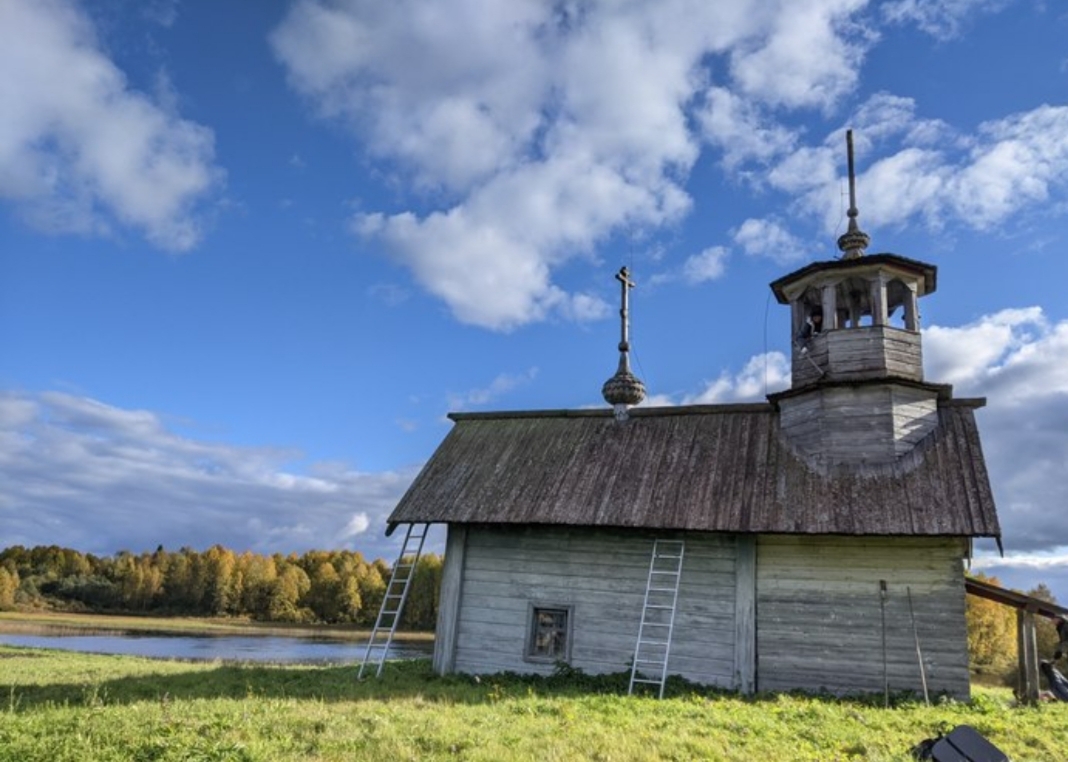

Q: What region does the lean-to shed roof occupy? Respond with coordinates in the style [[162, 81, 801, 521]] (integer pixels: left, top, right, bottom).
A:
[[387, 401, 999, 538]]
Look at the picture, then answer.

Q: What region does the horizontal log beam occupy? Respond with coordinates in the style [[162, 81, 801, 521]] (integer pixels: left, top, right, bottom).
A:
[[965, 577, 1068, 619]]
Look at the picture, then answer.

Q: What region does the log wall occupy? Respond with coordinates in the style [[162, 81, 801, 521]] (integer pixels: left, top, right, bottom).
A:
[[756, 535, 970, 698], [443, 525, 742, 688]]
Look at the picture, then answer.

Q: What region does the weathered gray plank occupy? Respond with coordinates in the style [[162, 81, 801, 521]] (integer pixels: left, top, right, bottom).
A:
[[734, 535, 756, 693], [756, 535, 969, 697], [449, 526, 738, 683], [432, 525, 467, 674]]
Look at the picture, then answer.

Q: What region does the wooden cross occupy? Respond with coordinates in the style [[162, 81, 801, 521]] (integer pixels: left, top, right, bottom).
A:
[[616, 266, 635, 353]]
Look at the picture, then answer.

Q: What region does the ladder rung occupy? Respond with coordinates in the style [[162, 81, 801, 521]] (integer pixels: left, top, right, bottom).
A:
[[630, 539, 683, 698], [358, 523, 430, 681]]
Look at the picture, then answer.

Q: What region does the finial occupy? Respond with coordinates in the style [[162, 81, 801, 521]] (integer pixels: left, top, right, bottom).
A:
[[837, 129, 871, 260], [601, 266, 646, 419]]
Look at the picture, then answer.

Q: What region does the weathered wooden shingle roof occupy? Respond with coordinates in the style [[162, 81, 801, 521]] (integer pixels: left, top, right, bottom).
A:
[[388, 401, 999, 538]]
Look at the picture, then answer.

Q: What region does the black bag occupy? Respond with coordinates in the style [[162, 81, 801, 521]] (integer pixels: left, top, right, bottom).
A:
[[1040, 660, 1068, 702], [912, 725, 1008, 762]]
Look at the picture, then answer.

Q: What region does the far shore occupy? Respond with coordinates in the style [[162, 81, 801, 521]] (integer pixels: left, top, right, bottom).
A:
[[0, 610, 435, 642]]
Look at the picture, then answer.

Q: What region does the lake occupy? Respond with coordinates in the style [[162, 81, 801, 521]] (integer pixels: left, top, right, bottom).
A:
[[0, 632, 434, 664]]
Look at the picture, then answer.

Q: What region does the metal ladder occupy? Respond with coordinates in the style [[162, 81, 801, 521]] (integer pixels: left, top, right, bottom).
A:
[[357, 522, 429, 679], [629, 538, 685, 698]]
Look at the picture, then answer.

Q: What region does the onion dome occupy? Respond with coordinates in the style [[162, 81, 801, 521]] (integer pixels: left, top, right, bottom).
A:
[[602, 267, 646, 416]]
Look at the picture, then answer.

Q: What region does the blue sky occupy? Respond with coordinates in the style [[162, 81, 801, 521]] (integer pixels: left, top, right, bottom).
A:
[[2, 0, 1068, 598]]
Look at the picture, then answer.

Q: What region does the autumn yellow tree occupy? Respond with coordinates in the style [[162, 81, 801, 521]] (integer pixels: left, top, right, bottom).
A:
[[1026, 583, 1062, 661], [0, 567, 19, 610], [965, 572, 1017, 677]]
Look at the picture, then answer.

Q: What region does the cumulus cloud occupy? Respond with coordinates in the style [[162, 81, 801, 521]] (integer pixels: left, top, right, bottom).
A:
[[0, 391, 417, 556], [682, 247, 730, 284], [728, 0, 871, 109], [697, 86, 797, 168], [972, 553, 1068, 602], [923, 307, 1049, 389], [679, 352, 791, 404], [768, 97, 1068, 236], [733, 217, 808, 263], [0, 0, 223, 250], [447, 368, 539, 411], [923, 309, 1068, 557], [882, 0, 1015, 39], [272, 0, 885, 330]]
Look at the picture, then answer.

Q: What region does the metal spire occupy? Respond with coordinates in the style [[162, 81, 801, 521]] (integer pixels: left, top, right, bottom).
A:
[[602, 266, 646, 419], [837, 129, 871, 259]]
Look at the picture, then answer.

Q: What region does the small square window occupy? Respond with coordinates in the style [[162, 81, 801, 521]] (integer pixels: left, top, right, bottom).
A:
[[527, 606, 571, 662]]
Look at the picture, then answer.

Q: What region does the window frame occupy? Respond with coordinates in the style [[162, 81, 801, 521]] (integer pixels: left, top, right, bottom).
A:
[[524, 603, 573, 664]]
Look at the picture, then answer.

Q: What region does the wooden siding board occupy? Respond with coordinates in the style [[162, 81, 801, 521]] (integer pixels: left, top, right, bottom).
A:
[[448, 526, 738, 686], [756, 536, 970, 697], [432, 525, 467, 674], [734, 535, 757, 692]]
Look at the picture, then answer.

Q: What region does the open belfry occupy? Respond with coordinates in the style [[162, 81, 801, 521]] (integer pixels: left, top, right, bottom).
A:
[[370, 131, 1001, 698], [771, 130, 943, 469]]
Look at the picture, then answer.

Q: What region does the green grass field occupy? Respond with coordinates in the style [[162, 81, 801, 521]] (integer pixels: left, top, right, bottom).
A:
[[3, 646, 1068, 761]]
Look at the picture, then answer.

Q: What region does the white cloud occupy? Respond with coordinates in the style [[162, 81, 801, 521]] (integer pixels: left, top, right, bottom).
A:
[[272, 0, 885, 330], [923, 308, 1068, 554], [447, 368, 538, 410], [0, 0, 223, 250], [950, 106, 1068, 229], [367, 282, 410, 307], [341, 512, 371, 538], [733, 217, 808, 263], [684, 352, 790, 404], [729, 0, 872, 110], [882, 0, 1014, 39], [697, 87, 797, 168], [971, 552, 1068, 603], [923, 307, 1049, 389], [0, 391, 416, 556], [142, 0, 181, 28], [683, 246, 730, 284], [768, 144, 838, 196], [849, 92, 954, 149], [768, 98, 1068, 236]]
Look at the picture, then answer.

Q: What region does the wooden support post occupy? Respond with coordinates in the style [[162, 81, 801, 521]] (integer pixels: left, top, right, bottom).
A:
[[733, 535, 756, 694], [791, 301, 805, 338], [1017, 607, 1040, 704], [822, 284, 838, 331], [870, 275, 888, 327], [903, 283, 919, 331]]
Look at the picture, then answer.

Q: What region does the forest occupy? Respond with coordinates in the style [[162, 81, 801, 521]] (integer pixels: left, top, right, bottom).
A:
[[0, 544, 442, 630]]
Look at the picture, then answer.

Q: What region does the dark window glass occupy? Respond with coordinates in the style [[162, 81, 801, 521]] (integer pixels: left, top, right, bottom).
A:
[[529, 607, 568, 659]]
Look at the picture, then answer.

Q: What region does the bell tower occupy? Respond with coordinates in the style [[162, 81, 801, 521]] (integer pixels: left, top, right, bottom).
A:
[[768, 131, 947, 467]]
